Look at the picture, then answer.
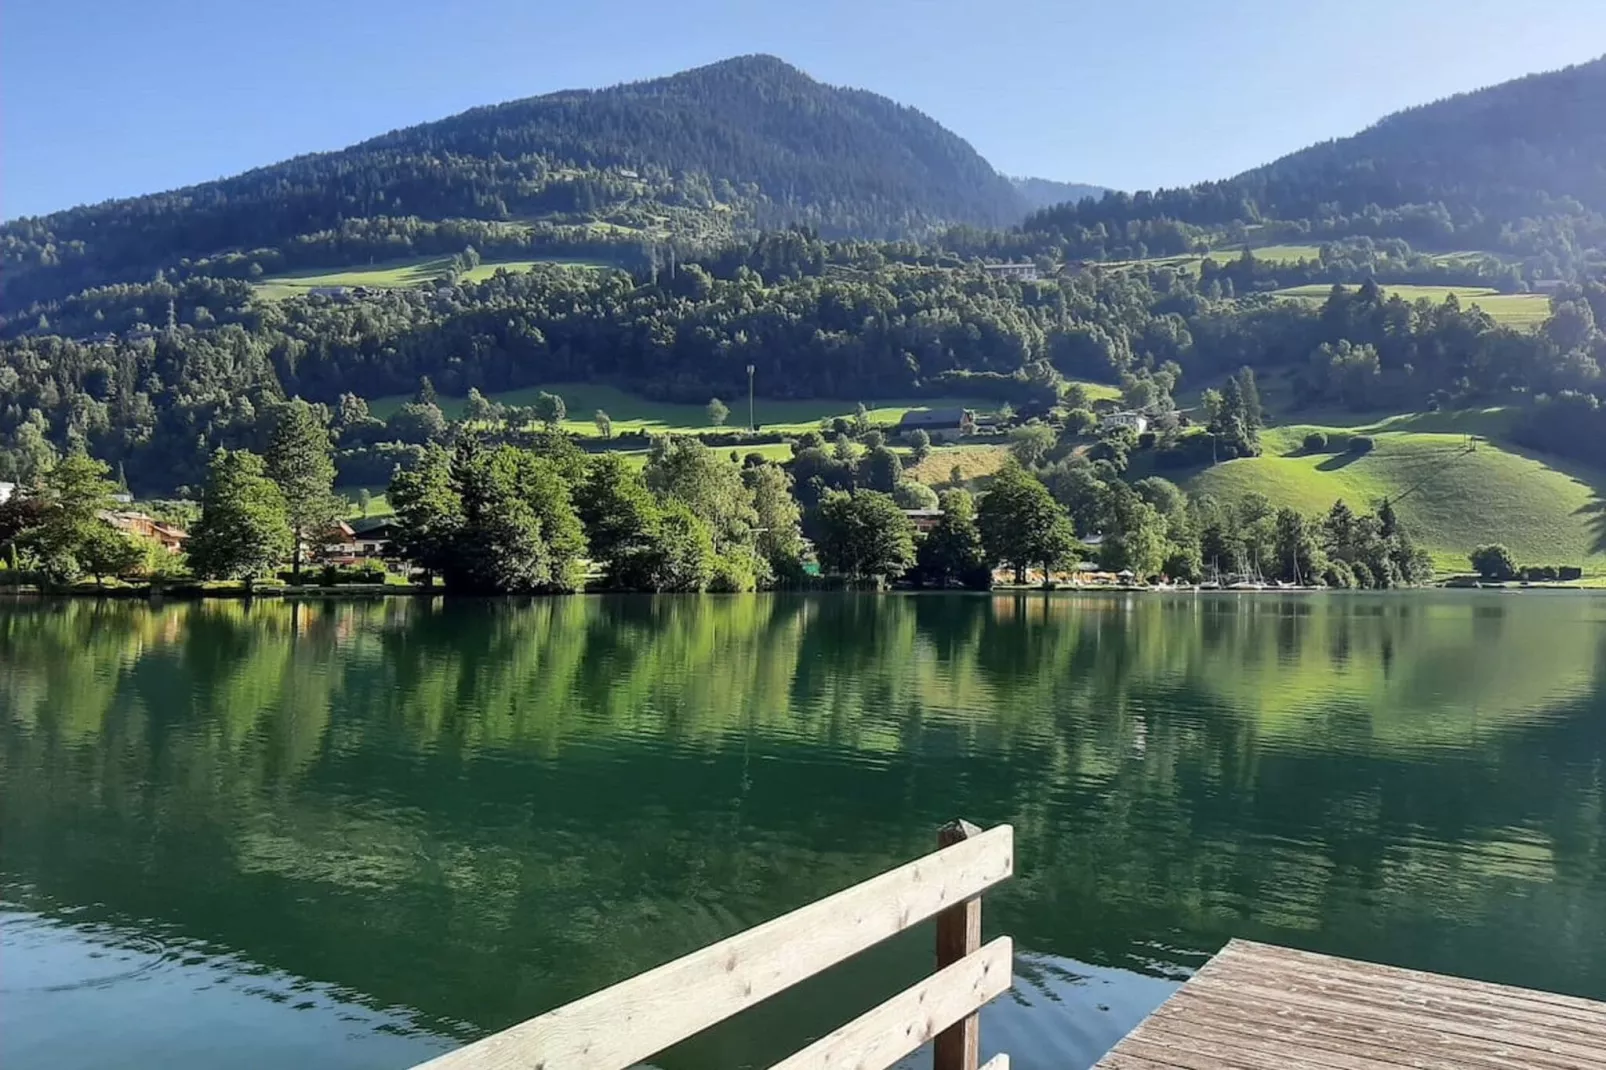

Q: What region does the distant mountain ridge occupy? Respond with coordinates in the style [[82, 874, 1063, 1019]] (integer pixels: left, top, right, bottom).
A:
[[0, 55, 1032, 305], [6, 53, 1604, 309], [1022, 56, 1606, 268], [1010, 176, 1111, 211]]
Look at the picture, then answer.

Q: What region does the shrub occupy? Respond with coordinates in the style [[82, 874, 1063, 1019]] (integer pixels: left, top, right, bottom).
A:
[[1349, 560, 1376, 589], [1469, 544, 1517, 581], [315, 561, 388, 586], [1347, 435, 1375, 455], [1137, 431, 1157, 449], [1303, 431, 1329, 453], [1321, 560, 1356, 589], [1561, 566, 1584, 581]]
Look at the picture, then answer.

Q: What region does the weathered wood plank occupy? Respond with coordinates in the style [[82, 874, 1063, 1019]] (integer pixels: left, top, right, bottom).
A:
[[1214, 941, 1606, 1023], [417, 824, 1013, 1070], [933, 820, 984, 1070], [1094, 938, 1606, 1070], [1141, 992, 1563, 1070], [768, 937, 1012, 1070], [1178, 964, 1606, 1064], [1149, 989, 1586, 1070], [1196, 960, 1606, 1047]]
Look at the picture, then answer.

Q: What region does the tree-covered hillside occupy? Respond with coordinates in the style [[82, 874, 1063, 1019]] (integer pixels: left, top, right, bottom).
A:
[[0, 56, 1025, 307], [1023, 57, 1606, 275], [1010, 177, 1110, 212]]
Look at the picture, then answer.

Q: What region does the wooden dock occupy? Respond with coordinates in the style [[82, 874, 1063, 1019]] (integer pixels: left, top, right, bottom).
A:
[[410, 824, 1606, 1070], [1095, 939, 1606, 1069]]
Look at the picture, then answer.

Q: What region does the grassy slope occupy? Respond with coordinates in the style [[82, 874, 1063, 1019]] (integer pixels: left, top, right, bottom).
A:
[[255, 255, 611, 298], [1274, 284, 1550, 328], [367, 382, 1012, 435], [1186, 419, 1606, 573]]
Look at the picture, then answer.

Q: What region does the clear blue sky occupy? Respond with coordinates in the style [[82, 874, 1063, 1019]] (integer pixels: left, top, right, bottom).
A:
[[4, 0, 1603, 220]]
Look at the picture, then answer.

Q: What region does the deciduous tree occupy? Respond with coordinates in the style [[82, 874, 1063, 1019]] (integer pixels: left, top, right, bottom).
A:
[[815, 490, 916, 583], [977, 463, 1077, 584], [188, 450, 291, 591]]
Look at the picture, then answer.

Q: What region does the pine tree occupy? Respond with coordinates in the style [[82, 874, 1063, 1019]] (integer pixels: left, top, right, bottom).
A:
[[265, 401, 340, 582]]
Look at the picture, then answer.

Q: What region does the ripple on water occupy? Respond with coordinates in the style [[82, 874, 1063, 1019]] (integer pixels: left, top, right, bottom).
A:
[[0, 909, 176, 994], [0, 903, 461, 1070]]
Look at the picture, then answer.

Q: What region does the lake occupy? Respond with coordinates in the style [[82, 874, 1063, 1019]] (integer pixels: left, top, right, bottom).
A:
[[4, 592, 1606, 1069]]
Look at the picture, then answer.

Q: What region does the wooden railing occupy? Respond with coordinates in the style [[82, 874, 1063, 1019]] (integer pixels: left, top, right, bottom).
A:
[[415, 820, 1014, 1070]]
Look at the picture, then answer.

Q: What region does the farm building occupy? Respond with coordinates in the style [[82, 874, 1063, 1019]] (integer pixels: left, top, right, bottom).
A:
[[898, 407, 976, 443], [1103, 410, 1150, 434]]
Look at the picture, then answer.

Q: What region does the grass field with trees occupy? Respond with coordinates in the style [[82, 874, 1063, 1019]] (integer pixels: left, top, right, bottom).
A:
[[1186, 421, 1606, 572], [1273, 284, 1552, 328], [254, 255, 611, 299], [366, 384, 1002, 435]]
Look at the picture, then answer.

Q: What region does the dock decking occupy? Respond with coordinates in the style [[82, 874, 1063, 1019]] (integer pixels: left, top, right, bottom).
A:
[[1095, 939, 1606, 1069]]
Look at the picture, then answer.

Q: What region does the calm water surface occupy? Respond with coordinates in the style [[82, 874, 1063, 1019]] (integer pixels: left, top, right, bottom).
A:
[[3, 593, 1605, 1068]]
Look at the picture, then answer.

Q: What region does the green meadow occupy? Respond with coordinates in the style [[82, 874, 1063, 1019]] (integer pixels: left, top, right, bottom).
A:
[[366, 382, 1017, 435], [1273, 283, 1551, 327], [1186, 418, 1606, 573], [254, 255, 611, 299]]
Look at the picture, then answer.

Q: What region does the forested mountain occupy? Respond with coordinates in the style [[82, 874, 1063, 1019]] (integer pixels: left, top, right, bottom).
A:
[[1010, 177, 1110, 212], [5, 54, 1606, 504], [1024, 57, 1606, 273], [0, 56, 1026, 307]]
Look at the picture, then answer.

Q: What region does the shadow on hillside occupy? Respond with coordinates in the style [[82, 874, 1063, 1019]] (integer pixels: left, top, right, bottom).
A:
[[1316, 452, 1364, 472], [1576, 497, 1606, 555]]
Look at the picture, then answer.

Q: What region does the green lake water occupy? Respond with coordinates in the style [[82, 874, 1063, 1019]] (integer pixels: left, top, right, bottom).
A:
[[3, 592, 1605, 1068]]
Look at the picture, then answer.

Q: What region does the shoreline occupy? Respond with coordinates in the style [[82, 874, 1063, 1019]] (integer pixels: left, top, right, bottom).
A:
[[0, 581, 1595, 601]]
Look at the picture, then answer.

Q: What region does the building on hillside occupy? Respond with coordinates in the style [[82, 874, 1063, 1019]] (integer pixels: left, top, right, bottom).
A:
[[316, 520, 363, 565], [1103, 410, 1150, 434], [103, 511, 189, 553], [308, 286, 351, 300], [350, 516, 403, 559], [898, 407, 976, 444], [903, 508, 943, 534], [982, 262, 1039, 282], [0, 482, 13, 505]]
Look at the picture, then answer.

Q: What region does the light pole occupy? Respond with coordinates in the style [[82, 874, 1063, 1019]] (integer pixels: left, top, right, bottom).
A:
[[746, 364, 755, 431]]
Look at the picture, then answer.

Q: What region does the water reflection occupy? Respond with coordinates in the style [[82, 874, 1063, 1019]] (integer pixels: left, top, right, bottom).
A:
[[3, 593, 1606, 1069]]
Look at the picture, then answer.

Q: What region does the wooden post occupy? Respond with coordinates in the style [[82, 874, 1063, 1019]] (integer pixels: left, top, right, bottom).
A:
[[934, 819, 984, 1070]]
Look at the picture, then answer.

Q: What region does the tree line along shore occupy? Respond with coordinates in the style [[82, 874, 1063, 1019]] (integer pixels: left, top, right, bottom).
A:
[[12, 385, 1574, 599]]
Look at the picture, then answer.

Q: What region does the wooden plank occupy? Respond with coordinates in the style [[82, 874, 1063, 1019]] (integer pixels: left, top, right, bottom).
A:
[[1094, 937, 1606, 1070], [1219, 940, 1606, 1023], [768, 937, 1012, 1070], [934, 820, 984, 1070], [416, 824, 1013, 1070], [1148, 988, 1590, 1070], [1200, 955, 1606, 1045], [1183, 963, 1606, 1064]]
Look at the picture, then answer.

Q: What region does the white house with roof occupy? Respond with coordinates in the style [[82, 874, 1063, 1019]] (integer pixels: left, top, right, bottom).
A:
[[1103, 410, 1150, 434]]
